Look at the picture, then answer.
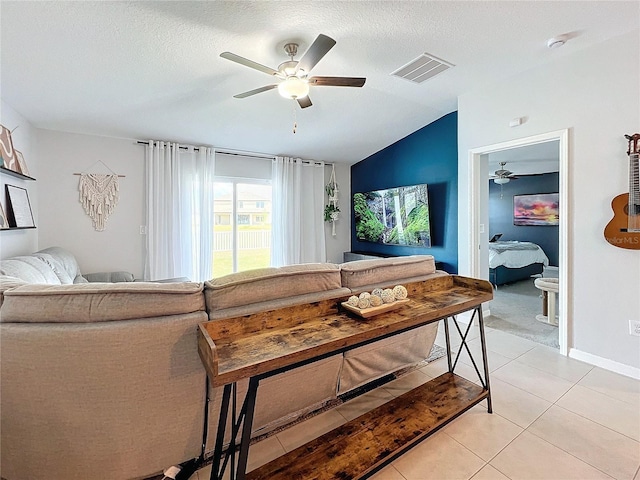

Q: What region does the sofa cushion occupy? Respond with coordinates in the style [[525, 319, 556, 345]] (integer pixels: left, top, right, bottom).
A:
[[340, 255, 436, 290], [0, 282, 205, 323], [204, 263, 343, 314], [0, 256, 62, 284], [338, 323, 438, 394], [0, 275, 29, 307], [83, 271, 135, 283], [32, 253, 74, 284], [37, 246, 85, 284]]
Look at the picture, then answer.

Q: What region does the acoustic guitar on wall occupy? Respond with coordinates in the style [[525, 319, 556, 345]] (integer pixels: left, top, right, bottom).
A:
[[604, 133, 640, 249]]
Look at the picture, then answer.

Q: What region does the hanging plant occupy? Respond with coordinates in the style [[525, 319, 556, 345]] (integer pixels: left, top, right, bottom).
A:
[[324, 203, 340, 222], [325, 164, 340, 236]]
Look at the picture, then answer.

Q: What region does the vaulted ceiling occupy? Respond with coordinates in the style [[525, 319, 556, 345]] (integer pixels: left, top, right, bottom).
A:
[[1, 1, 637, 163]]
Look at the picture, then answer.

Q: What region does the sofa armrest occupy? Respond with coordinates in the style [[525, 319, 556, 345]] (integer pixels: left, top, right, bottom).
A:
[[83, 271, 135, 283]]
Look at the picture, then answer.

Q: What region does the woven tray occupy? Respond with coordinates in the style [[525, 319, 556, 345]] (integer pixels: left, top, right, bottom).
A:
[[341, 298, 410, 319]]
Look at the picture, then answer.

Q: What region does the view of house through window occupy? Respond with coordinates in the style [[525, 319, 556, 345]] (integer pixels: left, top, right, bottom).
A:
[[213, 180, 272, 277]]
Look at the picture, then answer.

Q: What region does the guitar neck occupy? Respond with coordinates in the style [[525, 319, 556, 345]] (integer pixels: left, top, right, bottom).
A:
[[629, 153, 640, 232]]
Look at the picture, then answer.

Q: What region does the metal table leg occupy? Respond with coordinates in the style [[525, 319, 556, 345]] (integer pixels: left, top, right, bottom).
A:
[[477, 306, 493, 413], [210, 377, 260, 480], [448, 306, 493, 414]]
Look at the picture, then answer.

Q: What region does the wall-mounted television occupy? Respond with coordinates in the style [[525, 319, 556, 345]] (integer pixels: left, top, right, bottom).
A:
[[354, 183, 431, 247]]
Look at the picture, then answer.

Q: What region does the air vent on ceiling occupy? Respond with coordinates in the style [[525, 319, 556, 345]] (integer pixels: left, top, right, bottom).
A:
[[391, 53, 454, 84]]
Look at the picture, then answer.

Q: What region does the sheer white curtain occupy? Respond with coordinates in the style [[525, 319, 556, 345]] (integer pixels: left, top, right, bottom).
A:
[[271, 156, 326, 266], [144, 141, 215, 281]]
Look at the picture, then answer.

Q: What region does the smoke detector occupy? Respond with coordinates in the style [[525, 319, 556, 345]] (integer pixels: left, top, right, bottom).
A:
[[547, 35, 569, 49]]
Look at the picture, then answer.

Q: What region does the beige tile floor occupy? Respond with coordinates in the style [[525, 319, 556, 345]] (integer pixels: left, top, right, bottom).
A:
[[194, 324, 640, 480]]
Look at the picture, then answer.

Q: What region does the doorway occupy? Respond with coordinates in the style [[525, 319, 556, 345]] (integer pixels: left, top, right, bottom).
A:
[[487, 142, 560, 348], [467, 130, 569, 355]]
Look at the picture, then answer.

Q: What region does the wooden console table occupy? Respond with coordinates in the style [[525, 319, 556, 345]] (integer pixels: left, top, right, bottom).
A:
[[197, 275, 493, 480]]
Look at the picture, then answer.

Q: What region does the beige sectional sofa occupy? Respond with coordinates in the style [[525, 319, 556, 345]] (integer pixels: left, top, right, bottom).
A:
[[0, 248, 446, 480]]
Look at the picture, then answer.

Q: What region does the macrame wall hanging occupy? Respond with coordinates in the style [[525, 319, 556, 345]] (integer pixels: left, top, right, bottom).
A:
[[324, 164, 340, 236], [74, 161, 125, 231]]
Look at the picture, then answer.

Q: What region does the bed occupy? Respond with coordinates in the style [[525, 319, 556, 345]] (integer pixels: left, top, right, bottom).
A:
[[489, 241, 549, 286]]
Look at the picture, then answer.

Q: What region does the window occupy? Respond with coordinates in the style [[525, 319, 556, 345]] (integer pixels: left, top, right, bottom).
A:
[[213, 179, 272, 277], [215, 214, 230, 225]]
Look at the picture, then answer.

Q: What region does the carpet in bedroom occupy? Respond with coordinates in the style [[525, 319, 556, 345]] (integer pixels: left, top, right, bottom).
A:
[[485, 279, 559, 349]]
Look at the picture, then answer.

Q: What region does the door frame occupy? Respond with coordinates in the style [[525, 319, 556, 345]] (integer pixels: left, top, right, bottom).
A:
[[467, 129, 570, 355]]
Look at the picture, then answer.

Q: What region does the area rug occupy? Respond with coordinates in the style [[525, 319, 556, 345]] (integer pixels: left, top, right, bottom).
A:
[[486, 279, 559, 349]]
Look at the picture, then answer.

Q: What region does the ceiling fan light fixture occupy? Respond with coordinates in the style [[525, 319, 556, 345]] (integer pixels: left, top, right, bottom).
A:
[[278, 76, 309, 99], [494, 177, 510, 185]]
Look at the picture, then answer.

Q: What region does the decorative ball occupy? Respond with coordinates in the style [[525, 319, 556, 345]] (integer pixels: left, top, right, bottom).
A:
[[371, 288, 383, 298], [393, 285, 408, 300], [369, 295, 383, 307], [357, 297, 371, 309], [347, 295, 359, 306], [381, 289, 395, 303], [359, 292, 371, 300]]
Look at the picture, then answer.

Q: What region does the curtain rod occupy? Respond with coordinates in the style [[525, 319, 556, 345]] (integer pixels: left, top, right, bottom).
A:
[[137, 141, 334, 166], [137, 140, 273, 160]]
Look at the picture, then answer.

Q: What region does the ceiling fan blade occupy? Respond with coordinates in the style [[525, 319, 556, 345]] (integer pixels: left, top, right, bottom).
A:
[[297, 96, 313, 109], [297, 34, 336, 73], [233, 85, 278, 99], [220, 52, 280, 77], [308, 76, 366, 87]]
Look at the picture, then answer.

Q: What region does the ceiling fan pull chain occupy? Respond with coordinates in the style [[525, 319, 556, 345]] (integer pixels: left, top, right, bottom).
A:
[[292, 100, 298, 134]]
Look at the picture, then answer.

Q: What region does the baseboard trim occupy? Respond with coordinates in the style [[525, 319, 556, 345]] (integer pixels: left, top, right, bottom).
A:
[[569, 348, 640, 380]]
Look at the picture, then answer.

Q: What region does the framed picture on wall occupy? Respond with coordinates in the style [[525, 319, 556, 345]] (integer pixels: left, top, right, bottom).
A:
[[0, 202, 9, 229], [0, 124, 17, 171], [513, 193, 559, 226], [6, 184, 35, 228], [14, 150, 30, 177]]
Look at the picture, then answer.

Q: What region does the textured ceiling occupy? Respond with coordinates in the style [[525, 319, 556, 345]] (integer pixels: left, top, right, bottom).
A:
[[488, 140, 560, 176], [1, 1, 638, 163]]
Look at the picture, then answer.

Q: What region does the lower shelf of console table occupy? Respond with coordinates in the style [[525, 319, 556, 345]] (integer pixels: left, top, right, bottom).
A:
[[246, 372, 487, 480]]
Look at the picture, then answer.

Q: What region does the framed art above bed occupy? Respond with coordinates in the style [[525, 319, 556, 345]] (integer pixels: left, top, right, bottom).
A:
[[513, 193, 559, 226]]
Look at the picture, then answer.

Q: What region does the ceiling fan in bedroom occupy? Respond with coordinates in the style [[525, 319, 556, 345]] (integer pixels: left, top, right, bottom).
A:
[[220, 34, 366, 109], [490, 162, 519, 184]]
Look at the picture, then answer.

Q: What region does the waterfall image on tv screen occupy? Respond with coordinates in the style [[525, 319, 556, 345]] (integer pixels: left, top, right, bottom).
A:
[[354, 183, 431, 247]]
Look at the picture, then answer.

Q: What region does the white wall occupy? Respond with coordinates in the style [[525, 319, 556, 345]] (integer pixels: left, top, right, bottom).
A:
[[458, 30, 640, 371], [35, 130, 146, 277], [0, 100, 38, 258]]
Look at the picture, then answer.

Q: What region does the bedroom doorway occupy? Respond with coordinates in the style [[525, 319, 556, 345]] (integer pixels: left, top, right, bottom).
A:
[[487, 143, 560, 348], [467, 130, 569, 355]]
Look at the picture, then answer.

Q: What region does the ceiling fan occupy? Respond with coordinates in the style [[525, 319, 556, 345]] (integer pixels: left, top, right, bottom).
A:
[[220, 34, 366, 109], [490, 162, 519, 184]]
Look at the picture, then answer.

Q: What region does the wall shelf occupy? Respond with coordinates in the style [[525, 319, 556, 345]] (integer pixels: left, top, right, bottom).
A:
[[1, 226, 37, 231], [0, 166, 35, 181]]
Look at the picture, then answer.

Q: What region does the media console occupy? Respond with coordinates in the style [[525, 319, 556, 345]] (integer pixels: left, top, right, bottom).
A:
[[343, 251, 395, 262]]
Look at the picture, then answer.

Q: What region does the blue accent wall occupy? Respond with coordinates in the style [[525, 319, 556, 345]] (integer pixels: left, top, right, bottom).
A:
[[350, 112, 458, 272], [489, 172, 559, 266]]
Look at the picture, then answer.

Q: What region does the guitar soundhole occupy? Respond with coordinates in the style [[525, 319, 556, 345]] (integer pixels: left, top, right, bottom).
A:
[[624, 204, 640, 215]]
